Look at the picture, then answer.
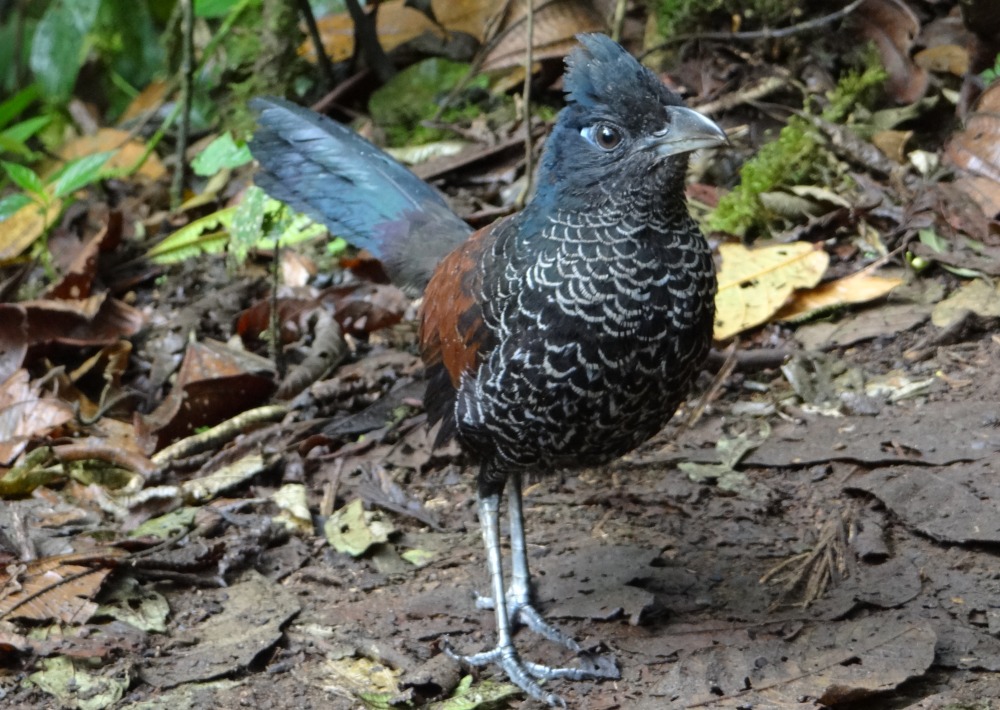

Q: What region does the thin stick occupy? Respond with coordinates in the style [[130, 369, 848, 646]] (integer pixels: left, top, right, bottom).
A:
[[685, 340, 738, 428], [517, 0, 536, 207], [611, 0, 627, 42], [640, 0, 865, 58], [170, 0, 194, 211], [296, 0, 335, 90]]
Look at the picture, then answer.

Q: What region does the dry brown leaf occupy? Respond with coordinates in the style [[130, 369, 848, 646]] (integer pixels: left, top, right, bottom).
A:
[[119, 80, 169, 123], [0, 552, 125, 623], [480, 0, 605, 72], [776, 271, 903, 322], [47, 213, 123, 301], [945, 81, 1000, 218], [872, 129, 912, 162], [302, 0, 604, 74], [854, 0, 928, 104], [0, 294, 144, 349], [913, 44, 969, 76], [714, 242, 830, 340], [0, 369, 74, 465], [144, 340, 277, 448]]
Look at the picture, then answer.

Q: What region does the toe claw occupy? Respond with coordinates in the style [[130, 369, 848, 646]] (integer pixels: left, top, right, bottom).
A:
[[445, 639, 616, 707]]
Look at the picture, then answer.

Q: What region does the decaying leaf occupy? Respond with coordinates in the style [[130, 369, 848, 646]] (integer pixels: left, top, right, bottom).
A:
[[427, 675, 521, 709], [322, 654, 405, 704], [28, 655, 128, 710], [653, 614, 935, 705], [138, 571, 301, 690], [679, 420, 772, 499], [271, 483, 313, 535], [143, 339, 276, 448], [714, 241, 829, 340], [794, 302, 930, 350], [95, 575, 170, 633], [301, 0, 491, 63], [324, 498, 396, 556], [847, 460, 1000, 544], [931, 279, 1000, 328], [0, 369, 74, 467]]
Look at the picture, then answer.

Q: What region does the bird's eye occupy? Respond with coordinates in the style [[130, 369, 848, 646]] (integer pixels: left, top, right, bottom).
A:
[[581, 123, 622, 151]]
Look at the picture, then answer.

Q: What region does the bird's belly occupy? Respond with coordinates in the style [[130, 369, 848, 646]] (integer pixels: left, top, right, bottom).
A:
[[455, 317, 705, 470]]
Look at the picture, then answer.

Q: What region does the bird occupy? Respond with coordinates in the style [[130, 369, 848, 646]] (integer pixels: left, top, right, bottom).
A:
[[249, 33, 727, 706]]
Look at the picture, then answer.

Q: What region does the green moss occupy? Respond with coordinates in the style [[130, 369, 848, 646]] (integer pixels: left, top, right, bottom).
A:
[[705, 115, 818, 237], [821, 58, 887, 123], [652, 0, 725, 38], [706, 57, 886, 238]]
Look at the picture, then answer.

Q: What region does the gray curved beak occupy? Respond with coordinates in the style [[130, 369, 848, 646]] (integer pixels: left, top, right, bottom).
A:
[[647, 105, 728, 158]]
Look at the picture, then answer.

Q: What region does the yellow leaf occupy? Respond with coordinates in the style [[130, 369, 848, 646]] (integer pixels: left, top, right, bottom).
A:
[[0, 198, 63, 262], [714, 242, 829, 340], [776, 271, 903, 322], [60, 128, 166, 181]]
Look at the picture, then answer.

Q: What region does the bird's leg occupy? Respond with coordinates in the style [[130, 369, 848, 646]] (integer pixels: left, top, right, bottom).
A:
[[445, 471, 618, 707], [482, 471, 581, 651]]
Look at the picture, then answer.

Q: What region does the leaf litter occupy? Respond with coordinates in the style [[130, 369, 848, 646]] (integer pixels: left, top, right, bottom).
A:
[[3, 1, 1000, 708]]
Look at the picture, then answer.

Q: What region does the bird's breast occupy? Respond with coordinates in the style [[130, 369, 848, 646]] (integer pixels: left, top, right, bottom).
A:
[[456, 213, 715, 470]]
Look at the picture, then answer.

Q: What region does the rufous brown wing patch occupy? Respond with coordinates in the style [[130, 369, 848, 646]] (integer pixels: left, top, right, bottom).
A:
[[419, 224, 498, 388]]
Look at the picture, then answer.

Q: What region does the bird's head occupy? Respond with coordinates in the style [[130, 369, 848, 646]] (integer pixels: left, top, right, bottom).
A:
[[532, 33, 726, 214]]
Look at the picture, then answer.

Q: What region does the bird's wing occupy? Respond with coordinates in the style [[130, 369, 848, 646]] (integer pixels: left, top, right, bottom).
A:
[[249, 97, 473, 292], [419, 219, 515, 440]]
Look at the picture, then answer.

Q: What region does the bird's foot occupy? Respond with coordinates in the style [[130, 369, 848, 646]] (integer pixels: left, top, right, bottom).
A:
[[443, 641, 618, 707], [475, 594, 581, 652]]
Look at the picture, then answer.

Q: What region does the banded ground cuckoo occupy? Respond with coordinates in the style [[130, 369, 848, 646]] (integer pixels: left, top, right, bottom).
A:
[[249, 33, 727, 706]]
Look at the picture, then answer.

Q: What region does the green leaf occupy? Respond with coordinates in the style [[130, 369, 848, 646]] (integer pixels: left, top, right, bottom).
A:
[[195, 0, 246, 18], [0, 193, 34, 220], [230, 185, 266, 265], [0, 135, 39, 161], [50, 151, 114, 198], [1, 160, 46, 198], [257, 200, 328, 250], [191, 132, 253, 176], [917, 228, 948, 253], [29, 0, 102, 100], [147, 206, 236, 263], [0, 85, 41, 130], [2, 115, 52, 145]]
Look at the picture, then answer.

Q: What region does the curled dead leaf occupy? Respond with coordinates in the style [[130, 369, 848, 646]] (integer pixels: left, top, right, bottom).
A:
[[777, 271, 903, 322]]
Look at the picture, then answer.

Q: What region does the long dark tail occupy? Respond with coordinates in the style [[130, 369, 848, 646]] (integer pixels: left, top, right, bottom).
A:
[[248, 97, 472, 292]]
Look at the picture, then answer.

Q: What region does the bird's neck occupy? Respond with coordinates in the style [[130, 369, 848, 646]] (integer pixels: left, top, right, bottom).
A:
[[524, 169, 693, 233]]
